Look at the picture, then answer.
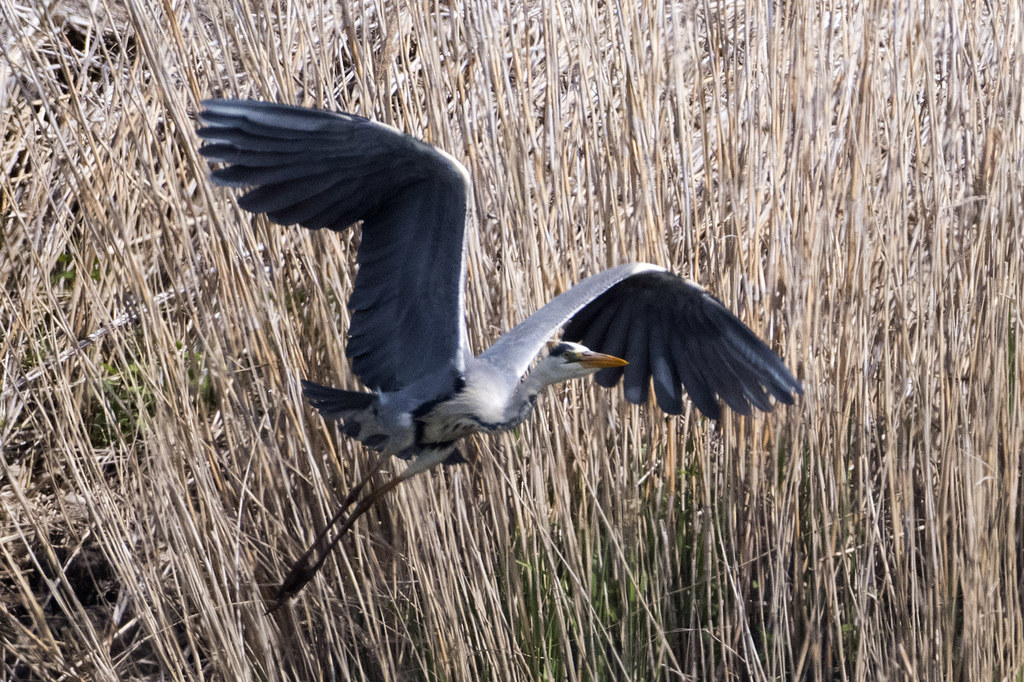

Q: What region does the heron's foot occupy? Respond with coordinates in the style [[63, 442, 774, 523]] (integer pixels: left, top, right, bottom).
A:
[[266, 562, 315, 613]]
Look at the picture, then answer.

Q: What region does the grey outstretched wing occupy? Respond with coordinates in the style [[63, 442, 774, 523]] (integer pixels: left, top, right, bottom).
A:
[[197, 100, 469, 393], [479, 264, 662, 379], [481, 263, 802, 419]]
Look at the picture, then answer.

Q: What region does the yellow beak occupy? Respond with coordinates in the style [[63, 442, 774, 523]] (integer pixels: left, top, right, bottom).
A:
[[577, 351, 629, 368]]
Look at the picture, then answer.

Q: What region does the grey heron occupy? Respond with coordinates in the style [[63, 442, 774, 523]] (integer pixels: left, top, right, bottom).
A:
[[197, 100, 803, 604]]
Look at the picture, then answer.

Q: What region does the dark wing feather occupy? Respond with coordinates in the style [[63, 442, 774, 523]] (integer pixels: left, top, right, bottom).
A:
[[198, 100, 469, 392], [621, 322, 651, 404], [562, 271, 802, 419], [647, 307, 682, 413]]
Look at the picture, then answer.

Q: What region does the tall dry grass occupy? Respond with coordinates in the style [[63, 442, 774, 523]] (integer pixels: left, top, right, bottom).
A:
[[2, 0, 1022, 679]]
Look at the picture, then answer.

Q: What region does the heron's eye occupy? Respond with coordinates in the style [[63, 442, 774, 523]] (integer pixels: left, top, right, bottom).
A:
[[548, 342, 573, 357]]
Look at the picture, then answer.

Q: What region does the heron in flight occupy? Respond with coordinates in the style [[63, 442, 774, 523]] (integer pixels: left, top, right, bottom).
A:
[[197, 100, 802, 604]]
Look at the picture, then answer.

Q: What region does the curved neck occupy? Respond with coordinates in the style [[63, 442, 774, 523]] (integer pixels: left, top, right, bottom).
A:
[[500, 358, 575, 430]]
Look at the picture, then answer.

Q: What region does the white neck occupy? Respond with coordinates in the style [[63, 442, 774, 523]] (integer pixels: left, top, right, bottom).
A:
[[501, 356, 585, 429]]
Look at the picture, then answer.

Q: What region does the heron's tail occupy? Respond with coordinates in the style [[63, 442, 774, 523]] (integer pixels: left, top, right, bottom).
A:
[[301, 379, 395, 450], [301, 380, 375, 418]]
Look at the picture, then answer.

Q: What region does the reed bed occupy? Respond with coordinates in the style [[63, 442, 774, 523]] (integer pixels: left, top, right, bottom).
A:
[[1, 0, 1021, 679]]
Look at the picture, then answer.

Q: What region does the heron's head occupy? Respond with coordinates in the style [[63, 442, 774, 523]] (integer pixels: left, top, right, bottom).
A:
[[542, 341, 628, 381]]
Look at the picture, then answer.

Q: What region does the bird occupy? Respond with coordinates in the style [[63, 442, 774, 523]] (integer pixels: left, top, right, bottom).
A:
[[196, 99, 803, 605]]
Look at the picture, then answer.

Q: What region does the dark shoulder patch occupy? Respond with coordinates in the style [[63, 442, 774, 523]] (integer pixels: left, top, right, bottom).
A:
[[411, 372, 466, 419]]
